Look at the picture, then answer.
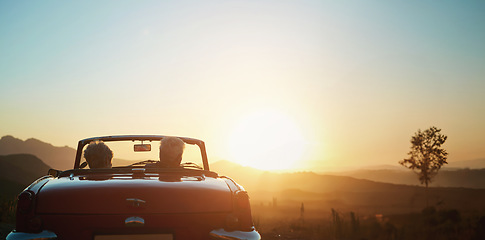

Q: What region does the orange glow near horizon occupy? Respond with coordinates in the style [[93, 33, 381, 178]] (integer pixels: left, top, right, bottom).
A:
[[227, 110, 307, 171]]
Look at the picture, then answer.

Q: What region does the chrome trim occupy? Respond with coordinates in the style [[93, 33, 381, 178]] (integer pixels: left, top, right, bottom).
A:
[[195, 174, 205, 181], [125, 216, 145, 227], [126, 198, 146, 207], [6, 230, 57, 240], [210, 228, 261, 240], [132, 168, 145, 173]]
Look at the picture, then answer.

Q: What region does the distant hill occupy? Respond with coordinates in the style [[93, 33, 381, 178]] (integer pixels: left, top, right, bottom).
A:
[[333, 159, 485, 171], [0, 135, 75, 170], [210, 160, 485, 190], [0, 154, 51, 185], [444, 158, 485, 169], [0, 154, 51, 199], [212, 160, 425, 193], [333, 168, 485, 189], [209, 162, 485, 215]]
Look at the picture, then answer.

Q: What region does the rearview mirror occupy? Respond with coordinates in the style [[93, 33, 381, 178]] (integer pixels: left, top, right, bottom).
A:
[[80, 162, 88, 169], [134, 144, 151, 152]]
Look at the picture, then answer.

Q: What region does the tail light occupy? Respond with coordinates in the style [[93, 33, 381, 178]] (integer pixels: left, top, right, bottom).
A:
[[235, 191, 251, 210], [227, 191, 253, 231], [18, 190, 34, 213], [16, 190, 42, 232]]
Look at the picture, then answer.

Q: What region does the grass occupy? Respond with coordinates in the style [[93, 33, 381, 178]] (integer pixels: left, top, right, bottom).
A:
[[253, 204, 485, 240]]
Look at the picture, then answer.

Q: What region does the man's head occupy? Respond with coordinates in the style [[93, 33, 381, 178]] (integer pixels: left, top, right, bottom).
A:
[[159, 136, 185, 167], [84, 141, 113, 168]]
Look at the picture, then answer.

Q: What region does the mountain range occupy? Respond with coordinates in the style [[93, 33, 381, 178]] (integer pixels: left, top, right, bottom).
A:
[[210, 159, 485, 190], [210, 160, 485, 215], [331, 167, 485, 189], [2, 135, 485, 214], [0, 135, 75, 170]]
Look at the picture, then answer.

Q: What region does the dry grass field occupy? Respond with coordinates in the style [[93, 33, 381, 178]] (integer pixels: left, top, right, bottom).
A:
[[252, 201, 485, 240], [249, 184, 485, 240]]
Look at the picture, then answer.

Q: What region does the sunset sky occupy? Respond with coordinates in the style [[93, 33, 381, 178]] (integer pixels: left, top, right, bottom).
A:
[[1, 1, 484, 171]]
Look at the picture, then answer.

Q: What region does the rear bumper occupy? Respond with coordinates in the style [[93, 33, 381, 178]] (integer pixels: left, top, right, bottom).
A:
[[7, 228, 259, 240], [6, 230, 57, 240], [210, 228, 260, 240]]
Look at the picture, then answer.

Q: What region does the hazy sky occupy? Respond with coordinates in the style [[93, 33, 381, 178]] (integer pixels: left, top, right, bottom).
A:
[[1, 1, 484, 171]]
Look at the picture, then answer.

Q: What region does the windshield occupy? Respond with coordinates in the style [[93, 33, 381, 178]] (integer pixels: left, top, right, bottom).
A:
[[80, 140, 204, 169]]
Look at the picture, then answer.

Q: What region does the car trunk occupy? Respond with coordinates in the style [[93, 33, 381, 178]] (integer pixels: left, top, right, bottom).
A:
[[35, 174, 233, 214], [40, 213, 228, 240]]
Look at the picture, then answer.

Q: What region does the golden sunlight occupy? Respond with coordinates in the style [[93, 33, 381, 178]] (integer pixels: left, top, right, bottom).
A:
[[228, 110, 306, 170]]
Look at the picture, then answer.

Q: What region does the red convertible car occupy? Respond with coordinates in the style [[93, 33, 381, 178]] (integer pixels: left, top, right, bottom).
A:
[[7, 135, 261, 240]]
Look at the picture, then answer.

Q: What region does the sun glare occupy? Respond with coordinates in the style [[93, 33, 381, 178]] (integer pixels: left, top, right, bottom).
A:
[[228, 110, 306, 171]]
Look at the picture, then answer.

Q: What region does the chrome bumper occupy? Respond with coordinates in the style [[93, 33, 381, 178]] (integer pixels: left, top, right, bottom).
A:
[[6, 230, 57, 240], [210, 228, 261, 240], [7, 229, 258, 240]]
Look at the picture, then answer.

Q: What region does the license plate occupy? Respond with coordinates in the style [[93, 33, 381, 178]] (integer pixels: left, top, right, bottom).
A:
[[95, 234, 173, 240]]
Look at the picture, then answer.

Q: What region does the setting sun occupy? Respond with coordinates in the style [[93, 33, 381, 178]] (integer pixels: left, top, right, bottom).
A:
[[228, 110, 306, 171]]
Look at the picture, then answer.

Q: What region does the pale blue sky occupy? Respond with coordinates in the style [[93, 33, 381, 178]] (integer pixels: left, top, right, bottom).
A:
[[1, 1, 484, 170]]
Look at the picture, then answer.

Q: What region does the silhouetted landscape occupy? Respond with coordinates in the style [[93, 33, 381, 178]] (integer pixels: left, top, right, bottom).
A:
[[1, 136, 485, 239], [0, 135, 75, 170]]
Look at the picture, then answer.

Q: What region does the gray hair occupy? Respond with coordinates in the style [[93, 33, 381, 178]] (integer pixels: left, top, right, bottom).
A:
[[159, 136, 185, 167]]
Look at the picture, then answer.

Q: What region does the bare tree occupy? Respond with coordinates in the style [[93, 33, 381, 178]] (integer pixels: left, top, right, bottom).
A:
[[399, 126, 448, 206]]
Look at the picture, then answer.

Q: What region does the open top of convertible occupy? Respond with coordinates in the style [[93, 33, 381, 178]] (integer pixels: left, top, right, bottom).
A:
[[73, 135, 210, 170]]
